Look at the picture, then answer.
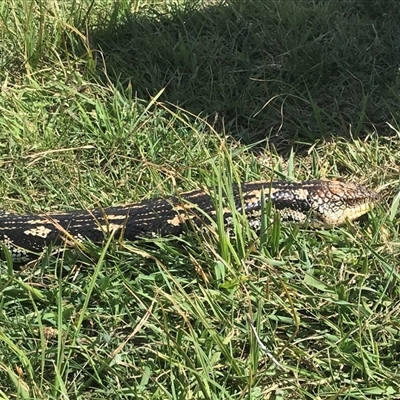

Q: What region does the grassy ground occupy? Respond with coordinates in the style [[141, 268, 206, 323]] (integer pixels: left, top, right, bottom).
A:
[[0, 0, 400, 398]]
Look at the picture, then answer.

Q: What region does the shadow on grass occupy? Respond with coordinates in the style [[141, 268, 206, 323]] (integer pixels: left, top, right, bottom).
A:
[[89, 0, 400, 146]]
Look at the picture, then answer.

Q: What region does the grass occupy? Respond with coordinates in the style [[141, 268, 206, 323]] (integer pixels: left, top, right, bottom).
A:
[[0, 0, 400, 398]]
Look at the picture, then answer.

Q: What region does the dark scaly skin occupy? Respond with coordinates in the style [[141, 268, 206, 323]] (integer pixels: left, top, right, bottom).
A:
[[0, 180, 379, 261]]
